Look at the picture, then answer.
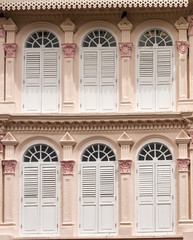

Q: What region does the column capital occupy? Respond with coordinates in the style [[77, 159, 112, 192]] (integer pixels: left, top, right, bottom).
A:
[[2, 160, 17, 174], [176, 41, 189, 55], [118, 160, 132, 174], [177, 158, 190, 172], [3, 43, 17, 58], [61, 160, 75, 175], [62, 43, 77, 58], [119, 42, 133, 57], [188, 15, 193, 36]]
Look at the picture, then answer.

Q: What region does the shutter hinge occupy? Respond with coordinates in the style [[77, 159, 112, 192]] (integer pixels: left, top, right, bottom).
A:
[[115, 223, 117, 228], [21, 197, 23, 202], [116, 78, 117, 83], [172, 77, 174, 82], [57, 197, 59, 201], [116, 103, 117, 108], [58, 79, 60, 84], [59, 55, 60, 60], [23, 79, 25, 84], [58, 103, 60, 108], [115, 196, 117, 201], [80, 79, 82, 83], [57, 223, 59, 228], [79, 197, 81, 202], [80, 54, 82, 59], [137, 78, 139, 83], [172, 195, 174, 200], [172, 222, 174, 227], [23, 104, 24, 109], [57, 170, 59, 174], [80, 103, 82, 108], [172, 101, 174, 107], [137, 54, 139, 58], [136, 222, 138, 227], [21, 170, 23, 175], [24, 55, 25, 60], [136, 196, 138, 201], [21, 224, 22, 229], [79, 223, 81, 228], [136, 169, 138, 173], [137, 102, 139, 107], [172, 53, 174, 58]]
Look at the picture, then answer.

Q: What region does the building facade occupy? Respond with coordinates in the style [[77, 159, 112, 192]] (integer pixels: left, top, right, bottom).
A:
[[0, 0, 193, 239]]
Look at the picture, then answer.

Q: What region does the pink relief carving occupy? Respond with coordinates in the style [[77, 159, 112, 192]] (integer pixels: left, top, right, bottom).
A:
[[0, 19, 5, 38], [3, 43, 18, 58], [61, 160, 75, 175], [176, 41, 189, 54], [118, 160, 132, 174], [2, 160, 17, 174], [188, 15, 193, 36], [177, 158, 190, 172], [62, 43, 77, 57], [119, 42, 133, 57]]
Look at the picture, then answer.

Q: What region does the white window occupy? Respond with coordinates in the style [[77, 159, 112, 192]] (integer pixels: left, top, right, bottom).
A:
[[137, 28, 174, 112], [21, 144, 59, 235], [136, 142, 174, 233], [80, 30, 117, 112], [23, 30, 60, 113], [79, 143, 117, 234]]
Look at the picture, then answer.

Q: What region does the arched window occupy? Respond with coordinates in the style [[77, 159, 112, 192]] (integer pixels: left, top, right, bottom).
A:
[[80, 29, 117, 112], [23, 30, 60, 113], [136, 142, 174, 233], [21, 144, 59, 235], [79, 143, 117, 234], [137, 28, 174, 112]]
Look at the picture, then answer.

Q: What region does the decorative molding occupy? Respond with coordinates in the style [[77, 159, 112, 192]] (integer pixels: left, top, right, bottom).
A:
[[177, 158, 190, 172], [62, 43, 77, 58], [1, 132, 18, 146], [3, 43, 17, 58], [0, 0, 188, 11], [176, 130, 191, 144], [0, 133, 5, 153], [60, 18, 76, 32], [176, 41, 189, 55], [2, 160, 17, 174], [3, 18, 18, 33], [118, 132, 134, 145], [61, 160, 75, 175], [60, 132, 76, 146], [188, 15, 193, 36], [175, 16, 189, 30], [188, 130, 193, 149], [119, 160, 132, 174], [118, 17, 133, 31], [119, 42, 133, 57], [0, 18, 5, 38]]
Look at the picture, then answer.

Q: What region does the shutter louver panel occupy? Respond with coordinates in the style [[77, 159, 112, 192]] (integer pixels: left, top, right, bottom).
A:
[[100, 166, 114, 196], [43, 52, 58, 79], [101, 51, 115, 79], [139, 165, 153, 196], [82, 166, 96, 197], [157, 50, 171, 80], [139, 51, 153, 78], [26, 52, 41, 81], [42, 167, 56, 199], [24, 167, 38, 198], [83, 51, 98, 79], [157, 165, 171, 195]]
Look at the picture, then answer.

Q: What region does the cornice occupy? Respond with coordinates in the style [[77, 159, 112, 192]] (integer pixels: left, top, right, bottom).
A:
[[0, 113, 189, 132]]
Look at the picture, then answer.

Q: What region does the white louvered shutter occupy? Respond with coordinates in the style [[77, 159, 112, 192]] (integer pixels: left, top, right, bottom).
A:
[[138, 50, 155, 111], [24, 51, 41, 112], [82, 51, 98, 112], [156, 49, 173, 111], [99, 165, 116, 232], [100, 50, 116, 112], [80, 165, 97, 233], [40, 165, 58, 233], [22, 166, 39, 233], [42, 51, 59, 113], [156, 164, 173, 231], [137, 164, 154, 232]]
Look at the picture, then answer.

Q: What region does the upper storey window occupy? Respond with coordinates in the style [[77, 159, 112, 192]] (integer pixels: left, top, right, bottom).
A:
[[80, 30, 117, 112], [137, 28, 174, 112], [23, 30, 60, 113]]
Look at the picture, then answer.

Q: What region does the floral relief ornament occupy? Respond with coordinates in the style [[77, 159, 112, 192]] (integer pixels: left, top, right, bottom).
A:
[[119, 42, 133, 57], [0, 19, 5, 38], [62, 43, 77, 58], [176, 41, 189, 55], [118, 160, 132, 174], [2, 160, 17, 174], [188, 15, 193, 36], [177, 158, 190, 172], [61, 160, 75, 175], [3, 43, 17, 58]]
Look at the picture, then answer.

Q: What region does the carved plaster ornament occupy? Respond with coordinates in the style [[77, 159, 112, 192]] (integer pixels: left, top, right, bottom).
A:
[[118, 160, 132, 174], [2, 160, 17, 174], [117, 17, 133, 31], [62, 43, 77, 57], [119, 42, 133, 57], [176, 41, 189, 55], [0, 18, 5, 38], [0, 133, 5, 153], [177, 158, 190, 172], [61, 160, 75, 175], [175, 16, 189, 30], [3, 43, 18, 58], [60, 18, 76, 32], [188, 15, 193, 36]]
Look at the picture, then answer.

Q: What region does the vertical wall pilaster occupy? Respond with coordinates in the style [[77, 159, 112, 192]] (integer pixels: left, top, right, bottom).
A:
[[0, 18, 5, 102], [188, 130, 193, 220], [188, 16, 193, 99], [118, 18, 133, 112], [176, 130, 191, 222], [175, 17, 190, 111], [1, 132, 18, 224], [60, 133, 76, 234], [60, 19, 76, 113], [3, 18, 18, 110], [117, 132, 133, 235], [0, 133, 5, 223]]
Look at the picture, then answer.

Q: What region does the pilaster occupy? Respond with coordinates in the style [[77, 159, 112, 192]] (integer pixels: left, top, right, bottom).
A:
[[0, 18, 5, 102], [117, 132, 133, 235], [1, 132, 18, 224], [188, 129, 193, 220], [3, 18, 18, 112], [175, 17, 190, 111], [60, 132, 76, 236], [118, 17, 133, 112], [176, 130, 191, 223], [60, 19, 76, 113], [0, 133, 5, 223], [188, 15, 193, 100]]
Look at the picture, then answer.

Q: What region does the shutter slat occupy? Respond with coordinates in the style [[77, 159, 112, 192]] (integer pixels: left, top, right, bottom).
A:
[[139, 165, 153, 196], [41, 167, 56, 198], [24, 167, 38, 198], [157, 165, 171, 195], [82, 166, 96, 197]]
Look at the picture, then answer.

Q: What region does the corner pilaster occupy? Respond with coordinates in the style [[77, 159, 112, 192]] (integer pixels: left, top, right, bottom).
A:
[[188, 15, 193, 100], [188, 129, 193, 220], [0, 18, 5, 103], [0, 133, 5, 224]]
